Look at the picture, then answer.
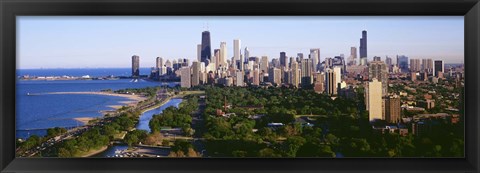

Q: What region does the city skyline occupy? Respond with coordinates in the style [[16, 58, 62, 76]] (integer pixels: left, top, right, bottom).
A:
[[17, 16, 464, 69]]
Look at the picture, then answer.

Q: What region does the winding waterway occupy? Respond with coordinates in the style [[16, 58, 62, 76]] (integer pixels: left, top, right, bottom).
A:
[[94, 98, 183, 157]]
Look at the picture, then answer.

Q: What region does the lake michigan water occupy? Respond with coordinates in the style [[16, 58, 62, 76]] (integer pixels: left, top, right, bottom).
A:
[[16, 68, 179, 139]]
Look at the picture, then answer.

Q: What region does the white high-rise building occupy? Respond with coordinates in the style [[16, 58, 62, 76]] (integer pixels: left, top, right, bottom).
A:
[[200, 62, 206, 73], [159, 67, 167, 75], [197, 44, 202, 62], [367, 78, 383, 121], [333, 66, 342, 88], [310, 48, 320, 67], [310, 50, 319, 72], [220, 42, 227, 67], [156, 57, 163, 69], [234, 39, 241, 70]]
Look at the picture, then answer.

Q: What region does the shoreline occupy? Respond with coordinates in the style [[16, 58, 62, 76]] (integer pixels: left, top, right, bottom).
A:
[[44, 91, 146, 126], [42, 91, 147, 102], [140, 97, 174, 114], [73, 117, 95, 125], [79, 146, 109, 157]]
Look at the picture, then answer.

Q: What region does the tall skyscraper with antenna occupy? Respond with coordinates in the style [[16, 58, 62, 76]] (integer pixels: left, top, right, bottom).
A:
[[360, 30, 367, 60], [201, 30, 212, 66]]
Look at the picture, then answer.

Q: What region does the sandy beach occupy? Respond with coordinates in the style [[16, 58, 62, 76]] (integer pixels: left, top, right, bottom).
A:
[[42, 91, 147, 125], [44, 91, 147, 102]]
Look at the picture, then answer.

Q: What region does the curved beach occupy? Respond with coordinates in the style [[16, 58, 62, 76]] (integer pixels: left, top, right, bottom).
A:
[[43, 91, 147, 125]]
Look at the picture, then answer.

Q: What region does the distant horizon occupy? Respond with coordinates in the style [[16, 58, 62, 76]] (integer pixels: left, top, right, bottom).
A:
[[17, 16, 464, 69]]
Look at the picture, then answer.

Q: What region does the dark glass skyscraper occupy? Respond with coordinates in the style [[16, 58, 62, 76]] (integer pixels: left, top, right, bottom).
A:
[[360, 30, 367, 58], [201, 31, 212, 66], [397, 55, 409, 72], [280, 52, 287, 67]]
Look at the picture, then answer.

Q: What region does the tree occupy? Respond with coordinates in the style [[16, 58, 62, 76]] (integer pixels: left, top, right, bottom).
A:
[[144, 131, 164, 145], [258, 148, 281, 157], [282, 136, 306, 157], [124, 130, 147, 146]]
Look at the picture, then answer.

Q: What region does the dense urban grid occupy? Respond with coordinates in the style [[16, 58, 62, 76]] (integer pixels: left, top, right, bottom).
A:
[[17, 29, 464, 158], [134, 29, 464, 157]]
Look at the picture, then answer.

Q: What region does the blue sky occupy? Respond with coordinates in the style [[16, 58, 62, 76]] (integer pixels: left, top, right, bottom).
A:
[[17, 16, 464, 69]]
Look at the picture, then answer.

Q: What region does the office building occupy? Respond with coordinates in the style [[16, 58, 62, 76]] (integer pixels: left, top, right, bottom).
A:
[[385, 95, 401, 123], [368, 61, 388, 97], [349, 47, 357, 65], [410, 59, 421, 72], [191, 61, 200, 86], [235, 71, 244, 86], [325, 68, 336, 96], [333, 66, 342, 88], [234, 39, 241, 69], [201, 31, 212, 65], [132, 55, 140, 77], [156, 57, 163, 70], [213, 49, 220, 69], [422, 58, 434, 74], [310, 48, 320, 68], [269, 67, 282, 86], [244, 47, 250, 63], [314, 72, 325, 93], [197, 44, 202, 62], [180, 67, 191, 88], [291, 60, 300, 88], [297, 53, 304, 59], [367, 78, 382, 121], [220, 42, 227, 67], [253, 68, 260, 86], [396, 55, 409, 72], [301, 58, 313, 87], [360, 30, 367, 59], [280, 52, 287, 67], [434, 60, 444, 77], [310, 50, 319, 72], [385, 56, 392, 66], [165, 60, 172, 68], [260, 56, 269, 73]]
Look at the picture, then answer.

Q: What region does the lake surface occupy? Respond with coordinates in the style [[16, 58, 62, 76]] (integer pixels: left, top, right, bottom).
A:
[[16, 68, 179, 139], [135, 98, 183, 133]]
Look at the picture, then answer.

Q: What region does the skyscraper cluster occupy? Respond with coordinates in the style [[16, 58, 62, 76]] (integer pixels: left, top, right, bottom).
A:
[[129, 29, 453, 126]]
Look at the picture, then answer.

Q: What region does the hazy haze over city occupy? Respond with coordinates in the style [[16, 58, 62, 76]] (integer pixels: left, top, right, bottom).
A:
[[17, 16, 464, 69]]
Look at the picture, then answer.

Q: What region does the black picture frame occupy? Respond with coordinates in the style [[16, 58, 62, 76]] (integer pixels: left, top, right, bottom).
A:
[[1, 0, 479, 172]]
